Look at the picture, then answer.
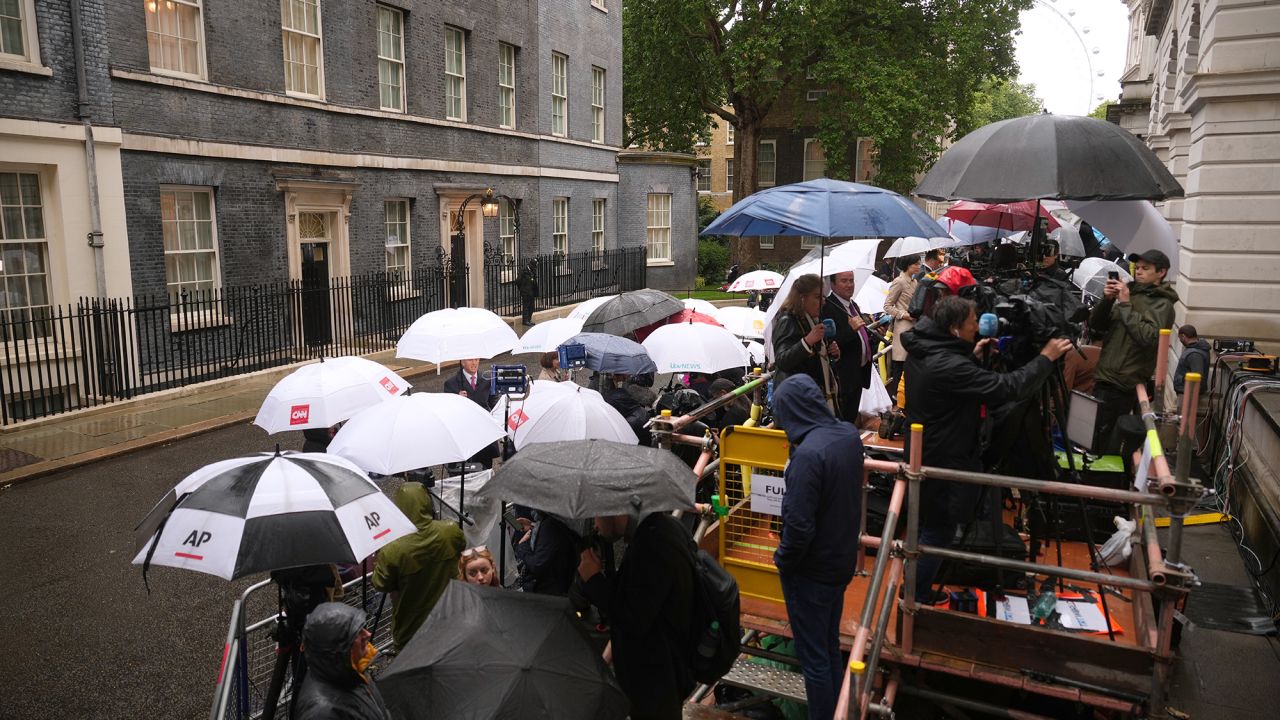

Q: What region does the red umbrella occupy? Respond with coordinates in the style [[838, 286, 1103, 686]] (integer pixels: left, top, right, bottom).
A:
[[633, 309, 722, 342], [944, 200, 1060, 232]]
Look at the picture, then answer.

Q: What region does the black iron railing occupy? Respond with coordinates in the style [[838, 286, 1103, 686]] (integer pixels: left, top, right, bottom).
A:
[[0, 249, 646, 425]]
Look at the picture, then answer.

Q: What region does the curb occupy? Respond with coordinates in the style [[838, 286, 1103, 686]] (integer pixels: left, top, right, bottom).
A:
[[0, 360, 461, 490]]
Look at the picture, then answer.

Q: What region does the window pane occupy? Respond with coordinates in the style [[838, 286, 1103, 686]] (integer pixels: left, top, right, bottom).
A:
[[0, 16, 24, 58], [0, 173, 18, 206], [2, 208, 23, 240]]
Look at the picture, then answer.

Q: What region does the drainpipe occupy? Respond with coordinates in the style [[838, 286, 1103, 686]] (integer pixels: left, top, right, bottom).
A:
[[70, 0, 107, 298]]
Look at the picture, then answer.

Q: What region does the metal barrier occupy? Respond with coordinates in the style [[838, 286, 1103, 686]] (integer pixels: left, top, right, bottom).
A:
[[210, 573, 395, 720]]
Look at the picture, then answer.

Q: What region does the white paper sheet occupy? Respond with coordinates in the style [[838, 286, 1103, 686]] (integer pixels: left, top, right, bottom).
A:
[[749, 471, 786, 516]]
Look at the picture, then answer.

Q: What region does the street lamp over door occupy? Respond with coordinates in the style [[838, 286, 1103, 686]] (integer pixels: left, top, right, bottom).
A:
[[447, 186, 522, 307]]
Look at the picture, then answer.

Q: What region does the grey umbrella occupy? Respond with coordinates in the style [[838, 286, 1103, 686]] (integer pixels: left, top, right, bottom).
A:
[[476, 439, 696, 519], [580, 288, 683, 337], [914, 114, 1184, 202], [379, 581, 628, 720], [561, 332, 657, 375]]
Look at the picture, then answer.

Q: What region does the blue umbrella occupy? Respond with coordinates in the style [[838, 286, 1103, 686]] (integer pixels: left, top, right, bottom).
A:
[[561, 333, 657, 375], [701, 178, 945, 239]]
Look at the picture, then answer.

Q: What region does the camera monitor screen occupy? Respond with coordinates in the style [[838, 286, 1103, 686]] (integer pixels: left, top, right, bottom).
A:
[[1067, 390, 1100, 452]]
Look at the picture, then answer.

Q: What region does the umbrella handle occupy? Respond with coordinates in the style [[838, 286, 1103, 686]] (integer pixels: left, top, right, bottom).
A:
[[138, 492, 189, 594]]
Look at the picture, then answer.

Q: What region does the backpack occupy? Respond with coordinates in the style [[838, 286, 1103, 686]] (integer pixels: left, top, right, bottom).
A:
[[907, 276, 951, 320], [686, 537, 742, 684]]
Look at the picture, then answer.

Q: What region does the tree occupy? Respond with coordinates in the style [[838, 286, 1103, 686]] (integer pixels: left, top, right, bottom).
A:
[[1089, 99, 1115, 120], [623, 0, 1034, 196], [969, 78, 1043, 130]]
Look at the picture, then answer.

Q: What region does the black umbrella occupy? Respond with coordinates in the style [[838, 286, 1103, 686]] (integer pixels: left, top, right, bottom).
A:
[[379, 581, 628, 720], [476, 439, 696, 519], [914, 114, 1184, 202], [580, 288, 683, 337]]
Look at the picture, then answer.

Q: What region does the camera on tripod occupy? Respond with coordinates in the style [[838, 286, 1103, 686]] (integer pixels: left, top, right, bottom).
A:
[[490, 364, 529, 395]]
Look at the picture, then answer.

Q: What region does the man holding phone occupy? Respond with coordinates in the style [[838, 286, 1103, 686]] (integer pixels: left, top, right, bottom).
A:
[[1088, 250, 1179, 455]]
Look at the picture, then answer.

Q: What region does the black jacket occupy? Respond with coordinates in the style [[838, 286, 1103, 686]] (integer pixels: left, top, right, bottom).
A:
[[442, 368, 495, 411], [514, 514, 578, 595], [515, 268, 539, 299], [901, 317, 1054, 526], [820, 293, 874, 395], [602, 383, 653, 445], [1174, 339, 1210, 393], [295, 603, 391, 720], [772, 374, 862, 586], [582, 513, 695, 719], [770, 311, 829, 391]]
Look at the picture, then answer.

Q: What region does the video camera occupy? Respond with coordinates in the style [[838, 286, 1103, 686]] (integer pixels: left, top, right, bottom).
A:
[[961, 279, 1084, 367]]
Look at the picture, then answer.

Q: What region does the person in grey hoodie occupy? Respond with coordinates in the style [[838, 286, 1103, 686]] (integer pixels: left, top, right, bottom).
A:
[[772, 374, 862, 720]]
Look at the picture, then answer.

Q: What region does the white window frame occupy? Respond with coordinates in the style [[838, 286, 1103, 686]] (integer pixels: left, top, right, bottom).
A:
[[758, 236, 774, 249], [551, 52, 568, 137], [591, 66, 605, 143], [145, 0, 207, 80], [552, 197, 569, 272], [591, 0, 607, 11], [726, 123, 734, 145], [376, 5, 405, 112], [758, 140, 777, 187], [281, 0, 325, 99], [160, 186, 221, 299], [800, 236, 821, 249], [383, 199, 410, 276], [0, 169, 53, 342], [725, 158, 734, 194], [0, 0, 43, 69], [646, 193, 672, 264], [806, 89, 828, 102], [445, 26, 467, 121], [696, 159, 711, 193], [498, 42, 516, 129], [803, 138, 826, 181], [499, 200, 517, 264], [592, 198, 606, 254]]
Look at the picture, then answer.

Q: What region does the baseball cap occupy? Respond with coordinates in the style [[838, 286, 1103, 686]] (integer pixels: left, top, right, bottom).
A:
[[1125, 249, 1171, 271]]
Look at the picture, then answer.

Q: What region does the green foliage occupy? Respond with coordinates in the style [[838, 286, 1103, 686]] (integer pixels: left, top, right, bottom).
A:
[[1089, 99, 1115, 120], [697, 196, 721, 233], [968, 78, 1043, 132], [697, 238, 730, 288], [624, 0, 1034, 196]]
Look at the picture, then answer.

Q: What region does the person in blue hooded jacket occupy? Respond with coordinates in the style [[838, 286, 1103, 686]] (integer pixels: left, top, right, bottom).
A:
[[772, 374, 862, 720]]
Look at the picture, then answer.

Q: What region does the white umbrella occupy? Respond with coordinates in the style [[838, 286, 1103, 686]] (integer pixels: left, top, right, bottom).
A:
[[716, 306, 770, 339], [725, 269, 784, 293], [328, 393, 505, 476], [853, 275, 892, 314], [514, 317, 585, 354], [490, 380, 637, 449], [1049, 225, 1086, 257], [1067, 199, 1180, 275], [397, 307, 518, 364], [682, 298, 721, 317], [254, 356, 410, 434], [642, 322, 750, 374], [132, 451, 415, 582], [1073, 257, 1133, 301], [567, 294, 618, 321], [767, 239, 880, 361], [744, 340, 766, 368], [882, 236, 932, 258], [942, 217, 1018, 246]]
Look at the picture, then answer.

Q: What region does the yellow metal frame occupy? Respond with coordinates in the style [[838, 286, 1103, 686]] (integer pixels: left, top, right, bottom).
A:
[[718, 424, 791, 604]]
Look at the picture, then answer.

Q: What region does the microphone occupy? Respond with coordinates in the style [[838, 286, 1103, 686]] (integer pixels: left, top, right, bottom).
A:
[[978, 312, 1000, 338]]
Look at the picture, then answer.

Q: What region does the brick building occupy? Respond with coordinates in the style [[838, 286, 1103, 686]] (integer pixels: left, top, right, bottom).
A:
[[0, 0, 696, 419]]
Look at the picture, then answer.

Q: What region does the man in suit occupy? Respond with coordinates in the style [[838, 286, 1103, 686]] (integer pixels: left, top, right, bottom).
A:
[[443, 358, 498, 468], [821, 272, 874, 425]]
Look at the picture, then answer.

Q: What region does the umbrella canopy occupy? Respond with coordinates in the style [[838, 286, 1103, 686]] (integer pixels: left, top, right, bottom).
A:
[[1073, 257, 1133, 300], [1067, 199, 1181, 275], [380, 581, 628, 720], [744, 340, 766, 368], [1048, 225, 1086, 258], [327, 393, 505, 476], [491, 381, 637, 449], [580, 289, 684, 337], [642, 322, 750, 374], [942, 217, 1019, 246], [567, 294, 617, 321], [915, 114, 1184, 202], [253, 357, 410, 434], [725, 269, 784, 293], [397, 307, 518, 363], [765, 239, 881, 360], [943, 200, 1061, 232], [132, 451, 415, 581], [715, 306, 769, 339], [514, 317, 585, 354], [682, 297, 721, 316], [701, 178, 946, 238], [884, 236, 945, 259], [665, 309, 722, 327], [854, 275, 893, 314], [561, 332, 657, 375], [477, 439, 697, 518]]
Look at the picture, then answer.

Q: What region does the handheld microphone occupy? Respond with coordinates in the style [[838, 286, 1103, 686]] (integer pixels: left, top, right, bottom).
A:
[[978, 312, 1000, 338], [821, 318, 837, 339]]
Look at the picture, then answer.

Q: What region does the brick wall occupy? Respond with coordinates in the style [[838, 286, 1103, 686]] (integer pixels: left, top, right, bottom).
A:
[[618, 153, 697, 292], [0, 1, 114, 124]]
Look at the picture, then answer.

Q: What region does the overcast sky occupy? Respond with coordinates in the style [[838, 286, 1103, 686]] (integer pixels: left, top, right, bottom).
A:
[[1015, 1, 1130, 116]]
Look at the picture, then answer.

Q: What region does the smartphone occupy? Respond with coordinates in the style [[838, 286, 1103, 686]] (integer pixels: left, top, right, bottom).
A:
[[502, 507, 524, 532], [1107, 271, 1119, 281]]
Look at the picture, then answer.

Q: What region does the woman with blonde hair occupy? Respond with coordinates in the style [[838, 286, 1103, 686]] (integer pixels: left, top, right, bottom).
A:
[[769, 273, 840, 396], [458, 546, 500, 587]]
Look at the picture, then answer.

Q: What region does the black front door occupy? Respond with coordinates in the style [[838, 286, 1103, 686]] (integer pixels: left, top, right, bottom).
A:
[[300, 241, 331, 346]]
